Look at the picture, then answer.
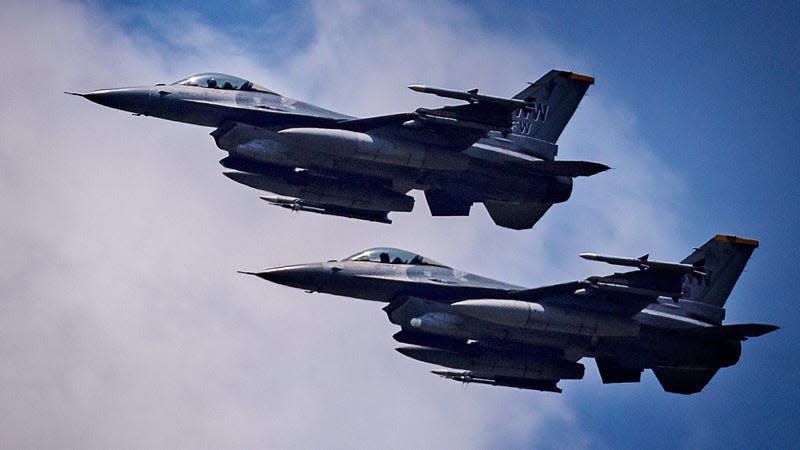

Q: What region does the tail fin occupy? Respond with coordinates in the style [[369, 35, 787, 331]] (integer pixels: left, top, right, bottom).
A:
[[681, 235, 759, 308], [510, 70, 594, 146]]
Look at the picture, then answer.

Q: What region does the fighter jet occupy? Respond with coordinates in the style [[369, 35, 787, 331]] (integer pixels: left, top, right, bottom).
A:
[[68, 70, 607, 229], [243, 235, 777, 394]]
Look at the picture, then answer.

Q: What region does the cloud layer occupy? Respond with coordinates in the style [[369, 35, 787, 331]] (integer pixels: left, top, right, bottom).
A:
[[1, 1, 685, 448]]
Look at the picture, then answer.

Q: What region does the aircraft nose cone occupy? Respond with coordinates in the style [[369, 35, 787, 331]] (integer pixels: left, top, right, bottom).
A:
[[247, 263, 327, 290], [79, 87, 150, 114]]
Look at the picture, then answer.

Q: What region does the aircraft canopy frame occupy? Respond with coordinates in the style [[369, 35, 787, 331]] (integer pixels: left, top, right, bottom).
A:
[[342, 248, 449, 268], [172, 73, 277, 94]]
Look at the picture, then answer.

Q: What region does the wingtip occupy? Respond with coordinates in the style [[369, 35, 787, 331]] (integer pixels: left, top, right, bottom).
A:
[[237, 270, 260, 276], [64, 91, 85, 97]]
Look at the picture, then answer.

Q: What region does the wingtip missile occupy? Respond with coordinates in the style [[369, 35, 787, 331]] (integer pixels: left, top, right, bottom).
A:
[[260, 196, 392, 224], [431, 370, 564, 393], [431, 370, 474, 382], [260, 195, 310, 211], [581, 252, 653, 265], [579, 253, 603, 261], [407, 84, 430, 93], [431, 369, 455, 377], [409, 84, 532, 109], [580, 252, 703, 275], [408, 84, 475, 102], [260, 196, 291, 204]]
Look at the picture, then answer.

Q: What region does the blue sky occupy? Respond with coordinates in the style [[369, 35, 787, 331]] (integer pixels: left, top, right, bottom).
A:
[[2, 0, 798, 448]]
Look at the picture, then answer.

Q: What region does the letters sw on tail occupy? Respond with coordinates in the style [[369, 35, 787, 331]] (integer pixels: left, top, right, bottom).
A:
[[69, 70, 606, 229], [242, 235, 777, 394]]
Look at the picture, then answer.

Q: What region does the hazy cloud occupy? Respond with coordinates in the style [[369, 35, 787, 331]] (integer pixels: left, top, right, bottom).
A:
[[1, 1, 684, 448]]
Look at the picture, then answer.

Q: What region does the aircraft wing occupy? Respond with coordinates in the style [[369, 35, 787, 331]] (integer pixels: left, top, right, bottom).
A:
[[388, 297, 585, 394], [335, 92, 530, 150], [394, 338, 584, 394], [334, 113, 417, 132], [506, 281, 587, 301], [507, 271, 678, 317], [337, 91, 523, 131], [337, 71, 597, 154], [219, 156, 412, 224], [183, 97, 349, 128]]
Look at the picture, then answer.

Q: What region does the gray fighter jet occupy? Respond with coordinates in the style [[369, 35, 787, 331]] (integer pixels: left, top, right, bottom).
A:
[[68, 70, 606, 229], [243, 235, 777, 394]]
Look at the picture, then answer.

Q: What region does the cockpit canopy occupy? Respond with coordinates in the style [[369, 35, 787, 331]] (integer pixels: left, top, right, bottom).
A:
[[171, 73, 277, 94], [342, 248, 449, 268]]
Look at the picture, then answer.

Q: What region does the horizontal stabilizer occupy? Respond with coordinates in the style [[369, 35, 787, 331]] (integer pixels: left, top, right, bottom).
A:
[[684, 323, 779, 340], [526, 160, 609, 177], [721, 323, 780, 338], [481, 132, 559, 160]]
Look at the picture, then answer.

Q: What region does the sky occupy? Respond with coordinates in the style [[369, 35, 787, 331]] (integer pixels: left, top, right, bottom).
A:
[[1, 0, 798, 448]]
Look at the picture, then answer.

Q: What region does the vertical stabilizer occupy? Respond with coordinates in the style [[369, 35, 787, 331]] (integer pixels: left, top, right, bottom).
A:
[[510, 70, 594, 145], [681, 235, 759, 308]]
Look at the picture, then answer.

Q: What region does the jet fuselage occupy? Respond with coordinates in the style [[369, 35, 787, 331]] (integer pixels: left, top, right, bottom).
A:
[[246, 238, 776, 394], [71, 70, 601, 228]]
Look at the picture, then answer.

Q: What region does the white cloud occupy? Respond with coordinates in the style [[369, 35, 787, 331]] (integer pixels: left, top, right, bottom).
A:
[[0, 0, 684, 448]]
